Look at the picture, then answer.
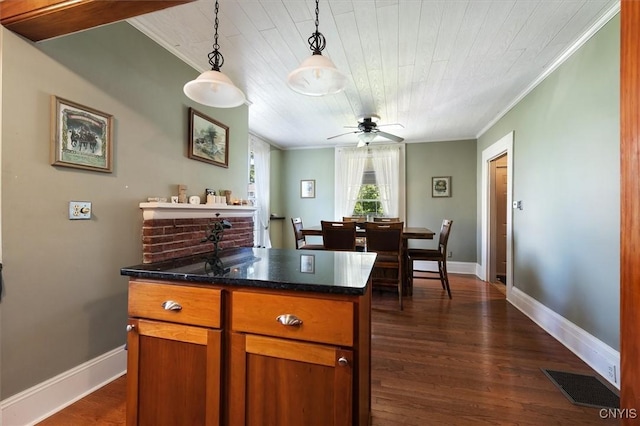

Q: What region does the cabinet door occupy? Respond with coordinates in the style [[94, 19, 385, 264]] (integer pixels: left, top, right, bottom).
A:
[[228, 332, 353, 426], [126, 318, 221, 426]]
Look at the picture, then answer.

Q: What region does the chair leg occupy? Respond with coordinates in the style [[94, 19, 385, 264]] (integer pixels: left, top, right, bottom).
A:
[[442, 260, 452, 299], [399, 268, 403, 311], [437, 260, 446, 290]]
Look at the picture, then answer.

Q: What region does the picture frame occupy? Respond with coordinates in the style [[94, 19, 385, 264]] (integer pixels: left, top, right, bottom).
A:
[[432, 176, 452, 197], [188, 108, 229, 168], [300, 254, 315, 273], [51, 96, 114, 173], [301, 179, 316, 198]]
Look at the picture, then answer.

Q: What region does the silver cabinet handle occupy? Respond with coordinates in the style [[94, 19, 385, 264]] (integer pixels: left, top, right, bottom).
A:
[[276, 314, 303, 326], [338, 357, 349, 367], [162, 300, 182, 311], [126, 324, 135, 332]]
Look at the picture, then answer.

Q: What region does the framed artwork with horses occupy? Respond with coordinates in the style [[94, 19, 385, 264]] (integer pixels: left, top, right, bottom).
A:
[[51, 96, 114, 173], [188, 108, 229, 168]]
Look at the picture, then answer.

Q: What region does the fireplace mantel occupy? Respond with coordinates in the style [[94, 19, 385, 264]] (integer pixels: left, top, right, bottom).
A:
[[140, 202, 256, 220]]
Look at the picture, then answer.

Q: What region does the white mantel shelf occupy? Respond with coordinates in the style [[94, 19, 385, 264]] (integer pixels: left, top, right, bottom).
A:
[[140, 202, 256, 220]]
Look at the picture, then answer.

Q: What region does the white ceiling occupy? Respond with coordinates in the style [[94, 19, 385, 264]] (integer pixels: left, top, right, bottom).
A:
[[128, 0, 619, 150]]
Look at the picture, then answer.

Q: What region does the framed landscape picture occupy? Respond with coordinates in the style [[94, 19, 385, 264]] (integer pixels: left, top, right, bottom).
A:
[[51, 96, 114, 173], [432, 176, 451, 197], [188, 108, 229, 168]]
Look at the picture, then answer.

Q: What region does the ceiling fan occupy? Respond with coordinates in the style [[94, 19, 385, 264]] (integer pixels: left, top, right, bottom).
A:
[[327, 115, 404, 147]]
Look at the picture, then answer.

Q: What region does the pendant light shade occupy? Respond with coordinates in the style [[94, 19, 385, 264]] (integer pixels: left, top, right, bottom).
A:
[[183, 0, 245, 108], [184, 70, 245, 108], [287, 54, 347, 96], [287, 0, 346, 96]]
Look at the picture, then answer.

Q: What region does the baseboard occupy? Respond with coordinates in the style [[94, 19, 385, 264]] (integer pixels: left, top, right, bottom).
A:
[[1, 345, 127, 426], [508, 287, 620, 389], [413, 260, 476, 275]]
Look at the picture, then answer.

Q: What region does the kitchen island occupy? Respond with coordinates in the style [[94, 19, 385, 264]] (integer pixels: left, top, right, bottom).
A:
[[121, 247, 376, 426]]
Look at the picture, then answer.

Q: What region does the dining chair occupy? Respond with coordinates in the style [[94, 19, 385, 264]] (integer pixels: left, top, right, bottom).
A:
[[291, 217, 324, 250], [407, 219, 453, 298], [365, 221, 404, 310], [342, 216, 367, 251], [373, 217, 400, 222], [321, 220, 357, 251]]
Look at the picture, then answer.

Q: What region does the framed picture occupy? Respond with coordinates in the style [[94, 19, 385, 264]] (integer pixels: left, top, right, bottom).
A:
[[432, 176, 451, 197], [301, 179, 316, 198], [300, 254, 315, 273], [188, 108, 229, 168], [51, 96, 114, 173]]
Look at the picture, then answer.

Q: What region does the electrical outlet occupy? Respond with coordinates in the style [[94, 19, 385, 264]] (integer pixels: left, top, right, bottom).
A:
[[447, 251, 453, 259], [69, 201, 92, 220], [607, 365, 617, 383]]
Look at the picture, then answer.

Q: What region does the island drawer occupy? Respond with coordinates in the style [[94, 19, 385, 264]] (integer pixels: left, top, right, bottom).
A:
[[231, 291, 354, 347], [129, 281, 221, 328]]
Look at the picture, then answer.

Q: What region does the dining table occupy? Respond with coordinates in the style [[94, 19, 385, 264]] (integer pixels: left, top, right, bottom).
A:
[[301, 224, 435, 296]]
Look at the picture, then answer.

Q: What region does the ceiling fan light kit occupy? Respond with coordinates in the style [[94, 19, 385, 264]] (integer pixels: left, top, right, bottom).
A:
[[287, 0, 347, 96], [183, 0, 245, 108], [328, 115, 404, 146]]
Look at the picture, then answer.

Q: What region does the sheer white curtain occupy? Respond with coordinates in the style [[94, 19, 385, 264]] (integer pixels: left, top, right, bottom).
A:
[[370, 145, 400, 217], [334, 147, 368, 218], [251, 135, 271, 248]]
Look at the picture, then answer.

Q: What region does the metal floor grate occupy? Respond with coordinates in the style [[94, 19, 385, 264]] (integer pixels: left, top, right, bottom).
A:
[[542, 369, 619, 409]]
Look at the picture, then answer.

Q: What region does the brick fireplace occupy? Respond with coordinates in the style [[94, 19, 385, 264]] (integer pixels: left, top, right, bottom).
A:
[[139, 203, 256, 263]]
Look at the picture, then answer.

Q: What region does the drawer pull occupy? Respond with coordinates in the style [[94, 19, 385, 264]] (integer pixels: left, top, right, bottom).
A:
[[162, 300, 183, 311], [126, 324, 135, 332], [338, 357, 349, 367], [276, 314, 303, 327]]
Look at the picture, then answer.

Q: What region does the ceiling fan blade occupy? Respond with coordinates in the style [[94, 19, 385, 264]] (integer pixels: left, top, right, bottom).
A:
[[377, 123, 405, 129], [327, 131, 360, 140], [376, 131, 404, 142]]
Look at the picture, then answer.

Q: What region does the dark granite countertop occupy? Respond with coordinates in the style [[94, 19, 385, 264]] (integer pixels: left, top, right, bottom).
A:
[[121, 247, 376, 296]]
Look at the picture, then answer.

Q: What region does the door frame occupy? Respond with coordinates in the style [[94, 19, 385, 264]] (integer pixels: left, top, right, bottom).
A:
[[480, 132, 513, 296]]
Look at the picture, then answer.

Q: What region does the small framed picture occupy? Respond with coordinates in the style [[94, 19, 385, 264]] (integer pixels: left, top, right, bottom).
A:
[[432, 176, 451, 197], [188, 108, 229, 168], [51, 96, 114, 173], [301, 179, 316, 198], [300, 254, 315, 273]]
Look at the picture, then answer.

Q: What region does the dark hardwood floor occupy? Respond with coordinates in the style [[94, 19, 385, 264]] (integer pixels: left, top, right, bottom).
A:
[[38, 275, 618, 425]]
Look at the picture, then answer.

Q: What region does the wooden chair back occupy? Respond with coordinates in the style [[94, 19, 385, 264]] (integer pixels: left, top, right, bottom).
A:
[[321, 220, 357, 251], [365, 221, 405, 309], [373, 217, 400, 223], [438, 219, 453, 254], [365, 221, 403, 254], [291, 217, 306, 249]]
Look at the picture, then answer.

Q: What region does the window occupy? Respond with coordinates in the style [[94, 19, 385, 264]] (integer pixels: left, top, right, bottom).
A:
[[353, 163, 383, 216], [335, 145, 405, 220]]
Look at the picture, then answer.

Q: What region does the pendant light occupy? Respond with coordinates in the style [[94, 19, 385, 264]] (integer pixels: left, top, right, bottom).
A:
[[183, 0, 245, 108], [287, 0, 347, 96]]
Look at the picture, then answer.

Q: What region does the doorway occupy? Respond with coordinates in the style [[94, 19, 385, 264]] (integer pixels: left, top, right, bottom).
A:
[[480, 132, 513, 297], [490, 153, 508, 284]]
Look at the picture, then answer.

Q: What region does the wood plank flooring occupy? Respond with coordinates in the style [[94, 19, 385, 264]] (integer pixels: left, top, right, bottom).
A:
[[38, 275, 618, 425]]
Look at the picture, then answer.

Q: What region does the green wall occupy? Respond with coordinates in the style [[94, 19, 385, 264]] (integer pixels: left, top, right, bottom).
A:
[[1, 22, 249, 398], [406, 140, 477, 261], [477, 16, 620, 349]]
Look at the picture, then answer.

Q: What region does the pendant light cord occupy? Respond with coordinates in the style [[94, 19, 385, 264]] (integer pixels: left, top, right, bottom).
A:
[[208, 0, 224, 71]]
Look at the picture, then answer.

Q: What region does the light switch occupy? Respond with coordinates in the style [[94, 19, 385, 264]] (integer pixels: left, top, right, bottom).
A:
[[69, 201, 92, 220]]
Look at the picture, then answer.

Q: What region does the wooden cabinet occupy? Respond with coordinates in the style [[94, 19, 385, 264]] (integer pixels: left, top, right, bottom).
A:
[[126, 278, 371, 426], [228, 290, 370, 426], [126, 281, 222, 426]]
